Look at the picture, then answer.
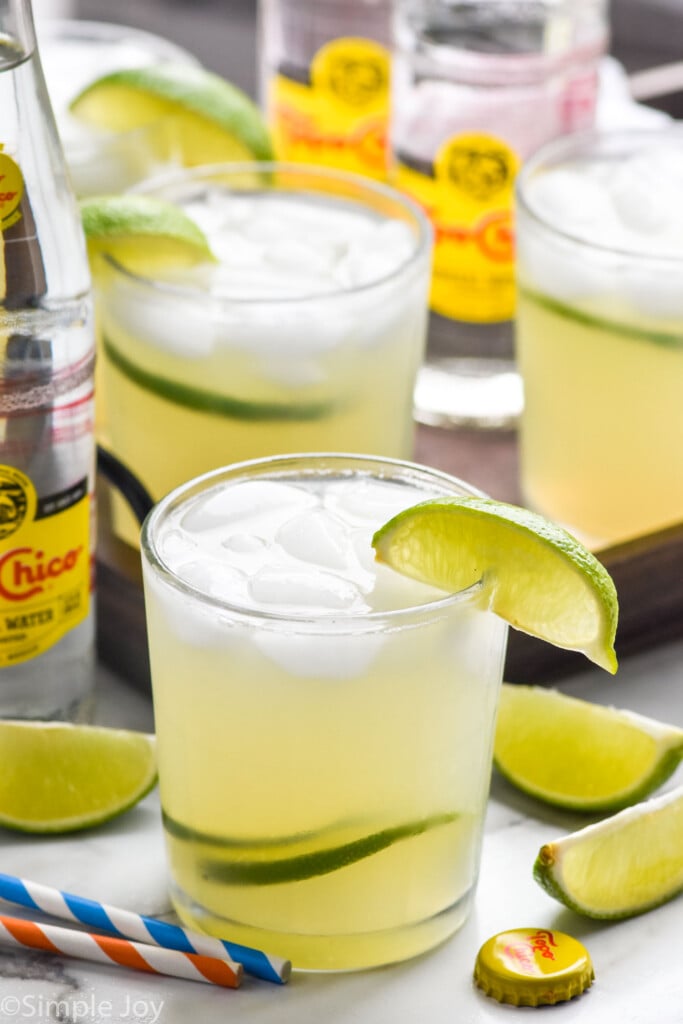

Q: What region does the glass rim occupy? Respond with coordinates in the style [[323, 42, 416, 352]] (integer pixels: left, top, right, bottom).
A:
[[104, 161, 433, 305], [516, 126, 683, 265], [141, 452, 488, 632]]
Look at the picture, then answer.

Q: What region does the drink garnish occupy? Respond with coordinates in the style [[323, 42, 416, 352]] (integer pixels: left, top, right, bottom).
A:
[[372, 496, 618, 672]]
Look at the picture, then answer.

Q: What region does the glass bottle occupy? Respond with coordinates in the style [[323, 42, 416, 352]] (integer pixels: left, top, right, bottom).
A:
[[0, 0, 96, 719], [392, 0, 608, 429], [259, 0, 393, 180]]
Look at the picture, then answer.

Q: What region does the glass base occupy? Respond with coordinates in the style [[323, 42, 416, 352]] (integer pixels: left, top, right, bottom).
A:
[[170, 883, 475, 972], [414, 357, 523, 430]]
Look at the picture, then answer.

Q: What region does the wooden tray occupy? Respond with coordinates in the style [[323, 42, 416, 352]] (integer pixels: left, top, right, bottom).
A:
[[96, 425, 683, 692]]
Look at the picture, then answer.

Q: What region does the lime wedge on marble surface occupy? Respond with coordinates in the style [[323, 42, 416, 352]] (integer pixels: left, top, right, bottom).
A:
[[495, 684, 683, 811], [372, 497, 618, 672], [534, 785, 683, 919], [0, 721, 157, 833]]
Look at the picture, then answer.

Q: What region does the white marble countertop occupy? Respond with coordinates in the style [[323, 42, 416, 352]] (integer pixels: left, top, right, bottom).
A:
[[0, 640, 682, 1023]]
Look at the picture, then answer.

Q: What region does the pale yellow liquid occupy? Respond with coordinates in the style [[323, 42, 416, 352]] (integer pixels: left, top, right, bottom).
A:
[[517, 287, 683, 548], [143, 477, 506, 970], [101, 317, 418, 494]]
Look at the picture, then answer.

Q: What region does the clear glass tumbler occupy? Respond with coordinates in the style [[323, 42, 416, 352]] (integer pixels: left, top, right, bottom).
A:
[[95, 163, 432, 543], [392, 0, 608, 429], [516, 128, 683, 548], [141, 453, 509, 971]]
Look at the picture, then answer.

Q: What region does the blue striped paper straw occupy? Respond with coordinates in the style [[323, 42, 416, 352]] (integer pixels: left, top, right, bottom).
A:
[[0, 873, 290, 984]]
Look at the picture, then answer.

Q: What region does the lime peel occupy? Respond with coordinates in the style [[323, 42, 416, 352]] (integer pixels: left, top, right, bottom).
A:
[[372, 496, 618, 673], [534, 785, 683, 919], [70, 63, 274, 164], [80, 193, 215, 272], [494, 685, 683, 811], [0, 721, 157, 834]]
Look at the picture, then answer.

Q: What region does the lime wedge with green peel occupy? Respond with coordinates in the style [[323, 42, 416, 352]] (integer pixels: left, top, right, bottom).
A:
[[495, 685, 683, 811], [70, 63, 274, 165], [371, 497, 618, 673], [0, 721, 157, 833], [534, 785, 683, 919], [81, 193, 214, 273]]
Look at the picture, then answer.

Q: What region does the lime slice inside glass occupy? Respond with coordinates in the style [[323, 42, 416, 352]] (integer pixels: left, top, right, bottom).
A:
[[371, 496, 618, 673], [0, 721, 157, 833]]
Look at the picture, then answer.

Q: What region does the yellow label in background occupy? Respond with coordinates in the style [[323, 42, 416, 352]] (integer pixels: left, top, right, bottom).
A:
[[0, 148, 24, 231], [395, 133, 519, 322], [269, 37, 390, 180], [0, 466, 90, 668]]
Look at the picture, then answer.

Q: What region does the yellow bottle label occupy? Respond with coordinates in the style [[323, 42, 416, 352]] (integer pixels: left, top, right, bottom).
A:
[[394, 133, 519, 322], [269, 37, 390, 180], [0, 148, 24, 231], [0, 466, 91, 668]]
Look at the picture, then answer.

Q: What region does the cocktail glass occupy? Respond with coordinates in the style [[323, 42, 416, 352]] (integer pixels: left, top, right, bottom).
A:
[[36, 19, 198, 196], [96, 163, 432, 542], [141, 453, 508, 970], [516, 128, 683, 548]]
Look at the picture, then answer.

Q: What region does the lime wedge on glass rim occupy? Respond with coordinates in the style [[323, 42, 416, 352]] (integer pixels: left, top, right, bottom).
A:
[[371, 496, 618, 673], [534, 785, 683, 919], [80, 193, 215, 273], [69, 63, 274, 165], [494, 684, 683, 812], [0, 721, 157, 833]]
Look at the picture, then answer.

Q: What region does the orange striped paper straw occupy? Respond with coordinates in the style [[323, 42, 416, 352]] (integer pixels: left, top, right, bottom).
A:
[[0, 914, 242, 989]]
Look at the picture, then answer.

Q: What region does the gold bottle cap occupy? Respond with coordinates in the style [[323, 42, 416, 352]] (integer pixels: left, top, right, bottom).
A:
[[474, 927, 594, 1007]]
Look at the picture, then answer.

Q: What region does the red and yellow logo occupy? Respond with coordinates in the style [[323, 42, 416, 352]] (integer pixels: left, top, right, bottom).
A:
[[269, 38, 391, 180], [395, 133, 520, 322], [0, 147, 24, 231], [0, 544, 85, 602], [0, 465, 90, 667]]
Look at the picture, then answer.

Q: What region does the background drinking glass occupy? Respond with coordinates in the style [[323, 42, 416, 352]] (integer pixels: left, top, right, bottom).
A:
[[95, 163, 432, 545], [141, 453, 509, 971], [391, 0, 608, 429], [516, 127, 683, 549], [36, 19, 199, 196]]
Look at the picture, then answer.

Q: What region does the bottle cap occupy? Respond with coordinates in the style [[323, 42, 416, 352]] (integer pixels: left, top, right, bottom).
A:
[[473, 927, 594, 1007]]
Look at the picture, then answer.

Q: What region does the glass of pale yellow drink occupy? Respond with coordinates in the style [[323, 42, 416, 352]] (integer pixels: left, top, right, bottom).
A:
[[516, 129, 683, 548], [141, 453, 508, 971], [97, 164, 432, 545]]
